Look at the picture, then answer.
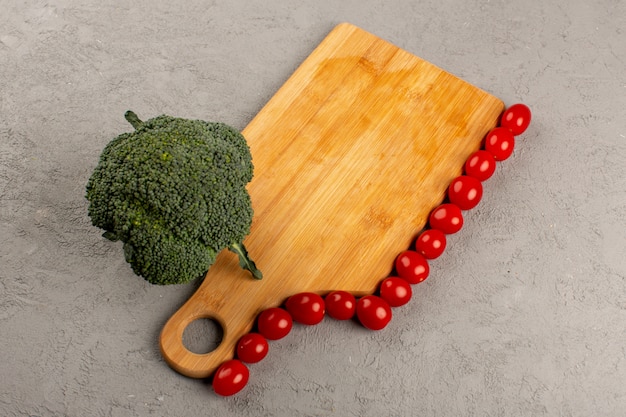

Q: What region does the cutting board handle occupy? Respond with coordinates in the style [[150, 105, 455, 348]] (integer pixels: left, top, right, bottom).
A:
[[159, 284, 237, 379], [160, 250, 266, 379]]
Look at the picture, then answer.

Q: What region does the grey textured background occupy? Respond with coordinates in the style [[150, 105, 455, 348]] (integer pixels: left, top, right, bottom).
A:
[[1, 0, 625, 415]]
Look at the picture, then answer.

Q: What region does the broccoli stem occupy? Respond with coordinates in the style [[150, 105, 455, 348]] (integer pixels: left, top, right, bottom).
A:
[[229, 242, 263, 280], [124, 110, 143, 130]]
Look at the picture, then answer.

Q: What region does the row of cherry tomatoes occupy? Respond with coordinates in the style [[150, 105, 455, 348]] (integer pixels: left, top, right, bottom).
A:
[[212, 103, 532, 396]]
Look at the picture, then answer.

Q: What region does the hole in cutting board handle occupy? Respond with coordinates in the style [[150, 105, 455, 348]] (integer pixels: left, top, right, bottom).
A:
[[182, 317, 223, 354]]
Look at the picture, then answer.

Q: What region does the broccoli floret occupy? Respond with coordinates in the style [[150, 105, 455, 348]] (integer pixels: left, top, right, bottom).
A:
[[86, 111, 262, 284]]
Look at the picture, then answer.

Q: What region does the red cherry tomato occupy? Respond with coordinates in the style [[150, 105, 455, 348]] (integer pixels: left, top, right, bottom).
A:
[[415, 228, 447, 259], [484, 127, 515, 161], [500, 103, 531, 135], [379, 277, 412, 307], [325, 291, 356, 320], [448, 175, 483, 210], [429, 203, 464, 234], [236, 333, 269, 364], [356, 295, 392, 330], [285, 292, 325, 325], [257, 308, 292, 340], [464, 150, 496, 181], [394, 250, 429, 284], [212, 359, 249, 396]]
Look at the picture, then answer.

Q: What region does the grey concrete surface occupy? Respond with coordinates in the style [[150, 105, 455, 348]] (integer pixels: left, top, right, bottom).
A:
[[1, 0, 625, 415]]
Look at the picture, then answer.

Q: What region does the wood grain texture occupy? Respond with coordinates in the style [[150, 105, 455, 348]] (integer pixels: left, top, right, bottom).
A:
[[160, 23, 503, 378]]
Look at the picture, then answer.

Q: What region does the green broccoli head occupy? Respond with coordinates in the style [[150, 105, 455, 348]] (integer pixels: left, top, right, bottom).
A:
[[86, 111, 262, 284]]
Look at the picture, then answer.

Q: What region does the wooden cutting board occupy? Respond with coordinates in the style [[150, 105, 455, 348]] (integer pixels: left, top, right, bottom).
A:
[[160, 23, 503, 378]]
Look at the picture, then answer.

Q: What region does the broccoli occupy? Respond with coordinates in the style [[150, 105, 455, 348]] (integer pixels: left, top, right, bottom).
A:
[[85, 111, 262, 284]]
